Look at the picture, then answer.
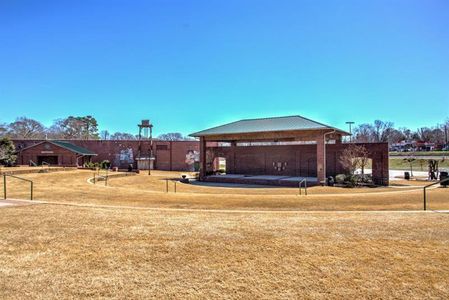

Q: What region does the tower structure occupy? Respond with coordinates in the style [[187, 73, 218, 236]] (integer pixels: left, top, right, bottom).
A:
[[136, 119, 155, 173]]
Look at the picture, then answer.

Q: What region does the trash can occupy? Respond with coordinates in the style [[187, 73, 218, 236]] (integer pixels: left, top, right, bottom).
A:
[[327, 176, 334, 187], [404, 172, 410, 180], [440, 171, 448, 187]]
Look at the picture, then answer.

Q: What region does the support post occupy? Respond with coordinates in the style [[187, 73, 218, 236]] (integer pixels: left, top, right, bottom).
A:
[[30, 181, 33, 200], [423, 187, 427, 211], [316, 135, 326, 184], [3, 174, 6, 200], [199, 137, 207, 180]]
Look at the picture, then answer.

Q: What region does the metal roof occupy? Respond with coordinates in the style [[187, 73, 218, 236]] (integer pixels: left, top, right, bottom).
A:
[[51, 141, 97, 155], [190, 115, 349, 137]]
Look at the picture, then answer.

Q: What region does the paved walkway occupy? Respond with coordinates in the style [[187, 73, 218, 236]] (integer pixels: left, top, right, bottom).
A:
[[0, 199, 39, 208]]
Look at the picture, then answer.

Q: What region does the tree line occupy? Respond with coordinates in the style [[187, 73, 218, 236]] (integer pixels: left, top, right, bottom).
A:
[[352, 119, 448, 144], [0, 116, 193, 141], [1, 116, 447, 144]]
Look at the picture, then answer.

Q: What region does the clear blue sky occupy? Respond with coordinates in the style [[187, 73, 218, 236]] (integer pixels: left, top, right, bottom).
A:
[[0, 0, 448, 136]]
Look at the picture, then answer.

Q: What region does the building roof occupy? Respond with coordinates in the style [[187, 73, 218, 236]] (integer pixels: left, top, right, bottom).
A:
[[19, 140, 97, 156], [190, 115, 349, 137], [51, 141, 97, 155]]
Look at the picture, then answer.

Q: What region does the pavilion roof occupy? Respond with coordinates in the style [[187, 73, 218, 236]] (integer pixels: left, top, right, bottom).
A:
[[190, 115, 349, 137]]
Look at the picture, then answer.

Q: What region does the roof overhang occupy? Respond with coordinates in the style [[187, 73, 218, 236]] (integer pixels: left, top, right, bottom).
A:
[[17, 141, 97, 156], [196, 128, 348, 142], [189, 115, 351, 138]]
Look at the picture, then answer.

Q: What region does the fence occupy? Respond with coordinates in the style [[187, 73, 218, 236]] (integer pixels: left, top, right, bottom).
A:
[[423, 177, 449, 210], [3, 174, 34, 200]]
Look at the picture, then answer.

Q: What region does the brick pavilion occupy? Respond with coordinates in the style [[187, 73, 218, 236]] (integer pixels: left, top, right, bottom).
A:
[[190, 116, 389, 186]]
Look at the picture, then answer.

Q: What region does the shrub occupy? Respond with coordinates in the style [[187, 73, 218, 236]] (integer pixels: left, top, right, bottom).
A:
[[0, 137, 17, 166], [335, 174, 346, 184], [100, 160, 111, 169], [84, 162, 100, 169]]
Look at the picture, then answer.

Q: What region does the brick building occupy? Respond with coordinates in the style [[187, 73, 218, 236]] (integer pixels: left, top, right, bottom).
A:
[[14, 139, 200, 171], [190, 116, 389, 185]]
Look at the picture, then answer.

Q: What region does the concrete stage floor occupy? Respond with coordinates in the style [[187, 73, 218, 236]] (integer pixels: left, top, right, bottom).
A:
[[204, 174, 318, 187]]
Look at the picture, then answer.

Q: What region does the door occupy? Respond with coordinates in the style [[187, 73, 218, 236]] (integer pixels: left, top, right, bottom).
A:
[[37, 156, 58, 165]]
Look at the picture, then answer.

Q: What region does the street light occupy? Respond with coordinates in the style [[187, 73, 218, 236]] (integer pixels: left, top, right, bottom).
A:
[[445, 125, 448, 150], [346, 121, 355, 142]]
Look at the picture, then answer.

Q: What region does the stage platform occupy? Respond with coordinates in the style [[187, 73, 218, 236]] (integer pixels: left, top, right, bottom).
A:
[[203, 174, 318, 187]]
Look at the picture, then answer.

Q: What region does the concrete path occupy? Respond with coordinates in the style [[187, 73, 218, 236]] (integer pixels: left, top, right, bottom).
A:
[[0, 199, 39, 208]]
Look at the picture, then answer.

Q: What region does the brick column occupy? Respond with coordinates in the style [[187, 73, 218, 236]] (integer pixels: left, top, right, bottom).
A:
[[371, 144, 389, 186], [316, 135, 326, 183], [230, 141, 236, 174], [199, 137, 207, 180]]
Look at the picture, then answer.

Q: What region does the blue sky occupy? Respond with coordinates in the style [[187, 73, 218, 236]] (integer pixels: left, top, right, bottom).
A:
[[0, 0, 448, 136]]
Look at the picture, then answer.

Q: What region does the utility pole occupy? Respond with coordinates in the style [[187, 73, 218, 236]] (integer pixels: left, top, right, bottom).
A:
[[445, 125, 448, 150], [346, 121, 355, 142]]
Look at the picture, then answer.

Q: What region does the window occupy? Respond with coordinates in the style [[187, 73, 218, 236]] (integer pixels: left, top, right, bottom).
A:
[[156, 145, 168, 151]]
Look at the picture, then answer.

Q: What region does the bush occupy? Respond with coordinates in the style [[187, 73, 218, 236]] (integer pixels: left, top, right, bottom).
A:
[[84, 162, 100, 169], [335, 174, 346, 184], [100, 160, 111, 169], [0, 137, 17, 166]]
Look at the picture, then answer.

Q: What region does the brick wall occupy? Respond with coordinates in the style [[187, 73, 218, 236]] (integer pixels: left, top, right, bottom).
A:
[[207, 142, 389, 185], [14, 140, 200, 171]]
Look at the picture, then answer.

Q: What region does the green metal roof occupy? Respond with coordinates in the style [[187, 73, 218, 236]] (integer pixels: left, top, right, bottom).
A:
[[190, 115, 349, 137], [51, 141, 97, 156]]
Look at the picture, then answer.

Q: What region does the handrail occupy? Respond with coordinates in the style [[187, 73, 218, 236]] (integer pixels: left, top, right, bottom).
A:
[[41, 161, 50, 171], [423, 177, 449, 210], [3, 174, 34, 200], [93, 169, 109, 186], [299, 178, 308, 195]]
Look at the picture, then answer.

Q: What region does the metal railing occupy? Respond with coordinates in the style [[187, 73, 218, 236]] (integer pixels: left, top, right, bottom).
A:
[[423, 177, 449, 211], [299, 178, 308, 195], [3, 174, 34, 200], [93, 170, 109, 186], [165, 179, 178, 193], [41, 162, 50, 172]]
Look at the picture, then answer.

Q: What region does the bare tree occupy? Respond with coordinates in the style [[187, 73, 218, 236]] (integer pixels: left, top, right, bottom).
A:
[[353, 120, 395, 143], [110, 132, 137, 140], [100, 130, 110, 140], [353, 123, 374, 143], [339, 144, 370, 175], [7, 117, 45, 139], [387, 129, 405, 144], [373, 120, 394, 142], [0, 123, 7, 137], [398, 127, 413, 141], [416, 126, 444, 143], [157, 132, 193, 141]]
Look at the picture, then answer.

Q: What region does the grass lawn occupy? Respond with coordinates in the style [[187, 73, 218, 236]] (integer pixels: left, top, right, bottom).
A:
[[1, 205, 448, 299], [389, 157, 449, 171], [1, 170, 448, 298], [2, 170, 449, 211], [390, 151, 449, 157]]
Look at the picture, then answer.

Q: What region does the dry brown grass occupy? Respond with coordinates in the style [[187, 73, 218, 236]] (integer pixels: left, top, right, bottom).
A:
[[3, 170, 449, 211], [1, 170, 449, 298], [0, 205, 448, 299]]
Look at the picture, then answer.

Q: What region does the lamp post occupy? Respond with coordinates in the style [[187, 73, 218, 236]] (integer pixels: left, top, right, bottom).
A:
[[445, 125, 448, 150], [346, 121, 354, 142]]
